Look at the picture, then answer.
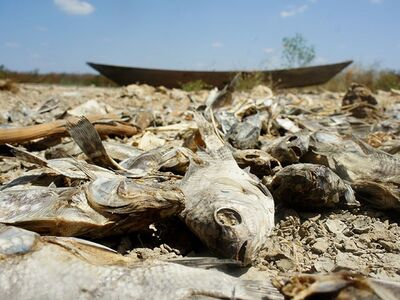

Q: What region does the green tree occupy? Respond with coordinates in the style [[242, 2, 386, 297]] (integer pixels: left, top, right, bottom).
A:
[[281, 33, 316, 68]]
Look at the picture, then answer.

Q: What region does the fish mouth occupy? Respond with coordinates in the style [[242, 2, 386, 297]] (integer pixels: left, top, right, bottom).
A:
[[236, 240, 250, 265]]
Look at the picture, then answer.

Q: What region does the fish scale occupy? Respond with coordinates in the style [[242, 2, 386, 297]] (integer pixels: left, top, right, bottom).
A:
[[0, 225, 283, 300]]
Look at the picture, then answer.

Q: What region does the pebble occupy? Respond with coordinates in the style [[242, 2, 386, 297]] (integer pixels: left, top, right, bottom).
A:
[[335, 252, 359, 270], [311, 238, 329, 254], [352, 218, 371, 234], [314, 257, 335, 272], [342, 239, 358, 253], [275, 258, 295, 272], [325, 219, 347, 234]]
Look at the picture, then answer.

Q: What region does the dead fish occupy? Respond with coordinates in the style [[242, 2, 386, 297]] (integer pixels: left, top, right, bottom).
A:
[[234, 149, 282, 178], [341, 83, 379, 118], [0, 186, 111, 237], [226, 114, 262, 150], [67, 117, 193, 177], [263, 132, 310, 165], [270, 163, 359, 210], [85, 175, 184, 217], [351, 179, 400, 211], [278, 272, 400, 300], [0, 175, 185, 237], [180, 113, 275, 265], [0, 225, 282, 300], [306, 134, 400, 211], [103, 140, 144, 161], [6, 143, 115, 180], [119, 146, 196, 176]]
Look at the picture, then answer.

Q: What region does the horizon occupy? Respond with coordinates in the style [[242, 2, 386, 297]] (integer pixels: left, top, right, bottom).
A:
[[1, 0, 399, 74]]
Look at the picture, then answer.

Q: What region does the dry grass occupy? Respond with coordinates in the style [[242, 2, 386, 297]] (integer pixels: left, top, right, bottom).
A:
[[235, 72, 267, 91], [0, 66, 115, 87], [322, 66, 400, 92], [0, 79, 19, 93], [180, 80, 211, 91]]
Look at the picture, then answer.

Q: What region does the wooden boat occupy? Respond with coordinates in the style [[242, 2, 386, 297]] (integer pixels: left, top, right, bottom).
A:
[[87, 61, 352, 89]]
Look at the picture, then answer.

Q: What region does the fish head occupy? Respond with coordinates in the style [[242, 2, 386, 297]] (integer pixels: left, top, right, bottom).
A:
[[183, 176, 274, 266], [268, 133, 310, 165]]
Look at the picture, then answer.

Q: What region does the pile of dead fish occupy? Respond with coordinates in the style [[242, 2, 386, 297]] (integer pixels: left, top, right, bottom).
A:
[[0, 81, 399, 299]]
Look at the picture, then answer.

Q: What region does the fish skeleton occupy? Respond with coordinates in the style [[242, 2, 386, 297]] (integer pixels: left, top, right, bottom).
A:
[[180, 113, 275, 265]]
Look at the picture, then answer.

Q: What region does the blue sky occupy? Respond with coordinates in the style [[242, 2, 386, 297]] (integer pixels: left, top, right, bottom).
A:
[[0, 0, 399, 73]]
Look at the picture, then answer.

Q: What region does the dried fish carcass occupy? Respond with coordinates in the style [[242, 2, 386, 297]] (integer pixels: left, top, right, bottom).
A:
[[270, 163, 359, 210], [0, 175, 185, 237], [309, 134, 400, 211], [262, 132, 310, 165], [0, 225, 282, 300], [278, 272, 400, 300], [180, 113, 275, 265]]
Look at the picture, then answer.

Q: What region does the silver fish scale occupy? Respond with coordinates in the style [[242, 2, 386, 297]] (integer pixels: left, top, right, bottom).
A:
[[0, 245, 277, 300]]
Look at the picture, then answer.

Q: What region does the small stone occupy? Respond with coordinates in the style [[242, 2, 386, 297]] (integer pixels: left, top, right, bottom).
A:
[[325, 219, 347, 234], [343, 239, 358, 252], [378, 240, 400, 252], [352, 219, 370, 234], [312, 238, 329, 254], [335, 252, 359, 270], [381, 253, 400, 269], [275, 258, 295, 272], [314, 257, 335, 272]]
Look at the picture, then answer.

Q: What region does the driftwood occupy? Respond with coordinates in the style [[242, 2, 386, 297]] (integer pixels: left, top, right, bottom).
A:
[[0, 114, 138, 144]]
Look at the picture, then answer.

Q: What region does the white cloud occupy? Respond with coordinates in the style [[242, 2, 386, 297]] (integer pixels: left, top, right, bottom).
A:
[[280, 4, 308, 18], [211, 41, 223, 48], [370, 0, 383, 4], [5, 41, 20, 48], [263, 48, 275, 54], [54, 0, 94, 15]]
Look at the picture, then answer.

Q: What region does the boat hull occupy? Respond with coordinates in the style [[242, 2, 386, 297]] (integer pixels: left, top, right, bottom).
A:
[[87, 61, 352, 89]]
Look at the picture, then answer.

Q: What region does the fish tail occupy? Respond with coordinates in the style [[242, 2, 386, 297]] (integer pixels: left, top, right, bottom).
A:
[[66, 116, 121, 170]]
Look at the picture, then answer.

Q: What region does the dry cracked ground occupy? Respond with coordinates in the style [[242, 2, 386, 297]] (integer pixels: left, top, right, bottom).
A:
[[0, 82, 399, 282]]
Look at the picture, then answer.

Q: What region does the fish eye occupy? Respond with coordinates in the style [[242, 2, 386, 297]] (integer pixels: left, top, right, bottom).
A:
[[214, 208, 242, 227]]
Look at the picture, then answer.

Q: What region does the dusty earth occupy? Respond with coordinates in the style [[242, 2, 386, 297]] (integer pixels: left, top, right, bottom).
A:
[[0, 82, 399, 283]]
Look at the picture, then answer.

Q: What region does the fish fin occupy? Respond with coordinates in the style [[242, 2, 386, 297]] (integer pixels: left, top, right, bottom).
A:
[[255, 181, 274, 198], [331, 157, 352, 181], [193, 112, 234, 161], [352, 137, 376, 155], [344, 184, 360, 207], [168, 257, 241, 269], [6, 143, 48, 167], [243, 166, 252, 175], [205, 73, 240, 110], [241, 280, 284, 300], [368, 278, 400, 300], [67, 155, 97, 180], [66, 116, 121, 170], [46, 236, 117, 254], [181, 155, 205, 184]]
